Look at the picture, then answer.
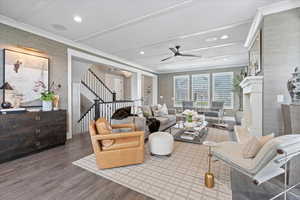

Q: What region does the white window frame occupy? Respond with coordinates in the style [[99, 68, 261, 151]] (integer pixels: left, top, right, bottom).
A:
[[212, 72, 234, 109], [173, 75, 190, 107], [191, 74, 210, 108]]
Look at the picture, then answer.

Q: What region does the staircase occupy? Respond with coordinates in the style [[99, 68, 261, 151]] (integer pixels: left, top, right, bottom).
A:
[[78, 69, 140, 133]]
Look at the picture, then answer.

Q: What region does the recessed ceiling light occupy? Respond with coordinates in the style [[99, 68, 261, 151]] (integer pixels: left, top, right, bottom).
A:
[[205, 37, 218, 42], [73, 15, 82, 23], [223, 58, 229, 61], [220, 35, 229, 40], [140, 51, 145, 55]]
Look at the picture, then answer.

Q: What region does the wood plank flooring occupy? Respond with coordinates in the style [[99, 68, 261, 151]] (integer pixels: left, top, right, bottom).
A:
[[0, 134, 152, 200]]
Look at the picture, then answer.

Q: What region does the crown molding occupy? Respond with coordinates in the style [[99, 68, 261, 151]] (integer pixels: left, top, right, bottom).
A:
[[244, 0, 300, 49], [158, 63, 246, 74], [0, 14, 156, 74]]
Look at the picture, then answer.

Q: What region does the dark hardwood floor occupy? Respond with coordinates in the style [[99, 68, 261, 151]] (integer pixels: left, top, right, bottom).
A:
[[0, 133, 153, 200]]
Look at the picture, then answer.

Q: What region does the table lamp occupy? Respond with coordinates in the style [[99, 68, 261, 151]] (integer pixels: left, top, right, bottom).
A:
[[0, 82, 13, 109]]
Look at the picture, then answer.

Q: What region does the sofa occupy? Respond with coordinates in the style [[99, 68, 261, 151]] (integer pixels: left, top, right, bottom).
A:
[[111, 105, 177, 139]]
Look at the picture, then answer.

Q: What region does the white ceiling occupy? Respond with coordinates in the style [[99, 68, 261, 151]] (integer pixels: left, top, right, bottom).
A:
[[0, 0, 282, 73]]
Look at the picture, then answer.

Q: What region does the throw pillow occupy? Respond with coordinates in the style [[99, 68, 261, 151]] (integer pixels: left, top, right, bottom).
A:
[[141, 105, 153, 117], [259, 133, 274, 146], [242, 136, 262, 159], [161, 104, 168, 115], [153, 104, 163, 117], [95, 120, 114, 148]]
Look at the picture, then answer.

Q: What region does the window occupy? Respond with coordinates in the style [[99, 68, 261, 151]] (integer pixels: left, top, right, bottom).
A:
[[192, 74, 210, 108], [212, 72, 234, 109], [173, 75, 189, 107]]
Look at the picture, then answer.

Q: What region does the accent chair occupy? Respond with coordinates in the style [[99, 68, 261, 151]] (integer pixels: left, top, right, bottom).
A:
[[89, 118, 145, 169]]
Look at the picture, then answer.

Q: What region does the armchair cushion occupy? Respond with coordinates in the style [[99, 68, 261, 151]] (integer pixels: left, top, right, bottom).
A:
[[102, 137, 139, 151], [95, 120, 114, 148], [242, 136, 262, 159]]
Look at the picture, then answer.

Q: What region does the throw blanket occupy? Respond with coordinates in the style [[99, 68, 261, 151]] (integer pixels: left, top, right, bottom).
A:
[[111, 107, 134, 120], [111, 107, 160, 133], [147, 118, 160, 133]]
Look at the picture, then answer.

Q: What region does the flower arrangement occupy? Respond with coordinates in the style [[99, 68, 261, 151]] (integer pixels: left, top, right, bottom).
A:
[[33, 81, 61, 102], [182, 109, 198, 123]]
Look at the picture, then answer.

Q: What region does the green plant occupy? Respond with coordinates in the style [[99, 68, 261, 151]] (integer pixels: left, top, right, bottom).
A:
[[233, 73, 244, 110], [40, 91, 54, 101]]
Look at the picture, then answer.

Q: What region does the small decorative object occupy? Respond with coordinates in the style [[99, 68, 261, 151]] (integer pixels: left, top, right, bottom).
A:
[[203, 141, 218, 188], [52, 95, 60, 110], [287, 67, 300, 104], [182, 109, 197, 123], [0, 82, 14, 109]]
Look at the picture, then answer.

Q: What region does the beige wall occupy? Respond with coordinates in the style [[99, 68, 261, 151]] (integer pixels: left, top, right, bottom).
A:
[[262, 8, 300, 136], [0, 23, 68, 109], [158, 67, 245, 115]]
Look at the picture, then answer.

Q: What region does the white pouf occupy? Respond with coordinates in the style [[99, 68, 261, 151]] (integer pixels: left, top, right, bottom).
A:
[[149, 132, 174, 156]]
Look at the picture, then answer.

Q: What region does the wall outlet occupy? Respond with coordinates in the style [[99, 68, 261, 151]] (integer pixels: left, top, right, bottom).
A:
[[277, 95, 284, 103]]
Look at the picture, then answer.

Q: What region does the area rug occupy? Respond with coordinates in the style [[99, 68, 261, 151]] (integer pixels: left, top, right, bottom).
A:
[[73, 128, 232, 200]]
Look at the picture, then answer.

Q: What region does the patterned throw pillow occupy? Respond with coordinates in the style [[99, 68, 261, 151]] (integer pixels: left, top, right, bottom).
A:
[[95, 121, 114, 148], [242, 136, 263, 159]]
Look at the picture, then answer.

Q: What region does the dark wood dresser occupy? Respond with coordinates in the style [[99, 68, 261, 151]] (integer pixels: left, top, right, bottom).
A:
[[0, 110, 67, 163]]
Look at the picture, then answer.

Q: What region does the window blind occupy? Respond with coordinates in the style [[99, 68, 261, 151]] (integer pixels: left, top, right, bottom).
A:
[[174, 75, 189, 107], [212, 72, 234, 109], [192, 74, 210, 108]]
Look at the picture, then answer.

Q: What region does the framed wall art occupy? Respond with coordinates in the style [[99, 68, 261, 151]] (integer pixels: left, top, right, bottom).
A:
[[3, 49, 49, 107], [248, 30, 262, 76]]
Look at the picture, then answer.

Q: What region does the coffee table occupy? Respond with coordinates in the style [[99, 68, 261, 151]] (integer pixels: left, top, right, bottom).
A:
[[172, 121, 208, 144]]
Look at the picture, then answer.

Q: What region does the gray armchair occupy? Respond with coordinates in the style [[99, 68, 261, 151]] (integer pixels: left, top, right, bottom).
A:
[[204, 101, 224, 123], [182, 101, 194, 111]]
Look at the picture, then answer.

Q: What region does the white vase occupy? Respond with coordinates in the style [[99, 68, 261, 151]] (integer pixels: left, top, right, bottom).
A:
[[42, 101, 52, 111]]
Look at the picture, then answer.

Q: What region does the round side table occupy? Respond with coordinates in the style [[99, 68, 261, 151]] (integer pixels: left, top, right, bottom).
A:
[[203, 141, 218, 188]]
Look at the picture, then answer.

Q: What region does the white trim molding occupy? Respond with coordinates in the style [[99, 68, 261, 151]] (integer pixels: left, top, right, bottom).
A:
[[0, 14, 156, 74], [244, 0, 300, 49]]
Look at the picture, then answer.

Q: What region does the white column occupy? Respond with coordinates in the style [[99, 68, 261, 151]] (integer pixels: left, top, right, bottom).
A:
[[152, 76, 158, 105], [131, 72, 142, 106]]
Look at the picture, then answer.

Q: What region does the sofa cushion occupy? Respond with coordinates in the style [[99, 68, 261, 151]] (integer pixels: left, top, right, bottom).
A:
[[155, 116, 169, 126], [102, 137, 139, 151], [212, 141, 255, 174]]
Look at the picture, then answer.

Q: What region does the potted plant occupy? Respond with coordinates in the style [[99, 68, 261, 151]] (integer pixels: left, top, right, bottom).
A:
[[182, 109, 197, 123], [40, 90, 54, 111], [232, 70, 246, 125]]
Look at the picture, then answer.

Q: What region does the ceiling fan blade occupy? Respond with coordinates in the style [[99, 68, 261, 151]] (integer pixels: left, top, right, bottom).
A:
[[178, 53, 202, 58], [161, 56, 174, 62], [169, 48, 177, 54]]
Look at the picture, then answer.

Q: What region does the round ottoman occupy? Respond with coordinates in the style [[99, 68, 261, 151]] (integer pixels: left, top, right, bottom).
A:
[[149, 132, 174, 156]]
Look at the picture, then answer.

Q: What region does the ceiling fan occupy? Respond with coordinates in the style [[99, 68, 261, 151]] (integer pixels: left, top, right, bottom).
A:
[[161, 45, 201, 62]]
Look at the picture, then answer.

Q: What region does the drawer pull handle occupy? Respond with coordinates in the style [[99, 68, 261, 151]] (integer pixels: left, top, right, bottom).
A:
[[35, 116, 41, 121], [36, 129, 41, 134]]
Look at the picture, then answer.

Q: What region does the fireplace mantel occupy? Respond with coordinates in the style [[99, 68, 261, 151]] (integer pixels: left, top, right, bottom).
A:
[[240, 76, 263, 94], [240, 76, 263, 137]]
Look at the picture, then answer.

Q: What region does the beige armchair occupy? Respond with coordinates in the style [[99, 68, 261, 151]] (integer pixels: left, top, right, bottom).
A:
[[89, 118, 144, 169]]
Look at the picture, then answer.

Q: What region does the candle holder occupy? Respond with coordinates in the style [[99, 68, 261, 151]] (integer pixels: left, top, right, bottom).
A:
[[203, 141, 218, 188]]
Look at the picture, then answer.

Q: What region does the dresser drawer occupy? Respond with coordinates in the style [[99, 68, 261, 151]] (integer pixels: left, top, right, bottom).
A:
[[0, 110, 67, 163]]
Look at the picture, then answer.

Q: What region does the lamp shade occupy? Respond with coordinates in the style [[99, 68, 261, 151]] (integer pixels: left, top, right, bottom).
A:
[[0, 82, 13, 90]]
